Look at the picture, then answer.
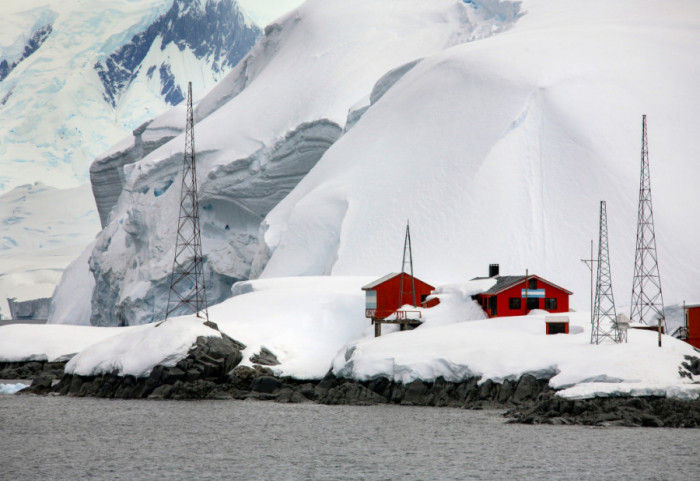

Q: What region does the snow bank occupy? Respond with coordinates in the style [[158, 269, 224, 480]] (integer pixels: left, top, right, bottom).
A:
[[65, 317, 220, 377], [331, 311, 700, 399], [0, 324, 126, 362], [212, 276, 374, 379]]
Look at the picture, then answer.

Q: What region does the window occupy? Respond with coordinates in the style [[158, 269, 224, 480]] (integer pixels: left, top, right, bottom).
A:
[[365, 290, 377, 309], [544, 298, 557, 311], [509, 298, 521, 310], [526, 297, 539, 310], [489, 297, 497, 316], [528, 278, 537, 290], [547, 322, 567, 334]]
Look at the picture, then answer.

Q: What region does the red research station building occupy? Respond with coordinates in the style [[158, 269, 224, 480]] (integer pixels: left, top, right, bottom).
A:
[[362, 272, 438, 336], [362, 273, 437, 319], [473, 264, 571, 318]]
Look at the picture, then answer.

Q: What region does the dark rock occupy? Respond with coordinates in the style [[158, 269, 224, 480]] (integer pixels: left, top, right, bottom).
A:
[[250, 346, 280, 366], [512, 374, 540, 404], [402, 380, 429, 405], [276, 388, 308, 404], [205, 386, 232, 400], [17, 372, 54, 395], [497, 379, 515, 404], [681, 355, 700, 376], [320, 382, 387, 405], [148, 384, 175, 399], [477, 379, 496, 401], [250, 376, 281, 394], [68, 375, 85, 396], [296, 383, 317, 401], [367, 376, 393, 401], [314, 373, 339, 398]]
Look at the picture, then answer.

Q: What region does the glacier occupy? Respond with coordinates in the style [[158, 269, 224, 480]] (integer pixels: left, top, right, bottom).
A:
[[0, 0, 261, 316], [51, 0, 700, 328]]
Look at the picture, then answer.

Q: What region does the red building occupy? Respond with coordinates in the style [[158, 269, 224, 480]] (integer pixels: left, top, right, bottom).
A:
[[472, 265, 571, 318], [683, 304, 700, 349], [362, 272, 437, 336]]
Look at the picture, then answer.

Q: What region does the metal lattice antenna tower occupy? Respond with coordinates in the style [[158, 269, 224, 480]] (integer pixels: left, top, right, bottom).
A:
[[398, 220, 417, 308], [630, 115, 665, 330], [165, 82, 208, 321], [592, 201, 621, 344]]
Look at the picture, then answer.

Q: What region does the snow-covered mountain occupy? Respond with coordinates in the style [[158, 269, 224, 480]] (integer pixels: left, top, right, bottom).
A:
[[0, 0, 260, 193], [0, 0, 260, 317], [51, 0, 700, 327]]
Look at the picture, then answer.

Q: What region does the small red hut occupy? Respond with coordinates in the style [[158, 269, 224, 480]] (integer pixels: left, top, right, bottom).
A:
[[472, 265, 571, 318], [683, 304, 700, 349], [362, 273, 437, 336]]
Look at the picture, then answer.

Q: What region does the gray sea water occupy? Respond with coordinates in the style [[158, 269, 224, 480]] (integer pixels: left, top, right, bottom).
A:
[[0, 394, 697, 480]]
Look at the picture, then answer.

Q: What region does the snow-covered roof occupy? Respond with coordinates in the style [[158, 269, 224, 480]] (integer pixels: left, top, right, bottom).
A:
[[361, 273, 402, 290]]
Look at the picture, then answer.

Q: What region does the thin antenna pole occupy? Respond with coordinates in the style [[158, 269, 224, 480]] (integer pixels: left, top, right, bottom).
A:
[[399, 220, 417, 307], [165, 82, 209, 322], [581, 239, 596, 324]]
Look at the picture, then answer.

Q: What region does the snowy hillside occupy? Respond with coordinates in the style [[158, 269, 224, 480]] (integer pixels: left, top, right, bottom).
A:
[[0, 0, 260, 315], [54, 0, 522, 326], [52, 0, 700, 328], [258, 0, 700, 308]]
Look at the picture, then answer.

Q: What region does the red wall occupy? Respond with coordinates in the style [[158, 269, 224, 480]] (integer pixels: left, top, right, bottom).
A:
[[687, 306, 700, 349], [477, 277, 570, 318], [369, 274, 435, 319]]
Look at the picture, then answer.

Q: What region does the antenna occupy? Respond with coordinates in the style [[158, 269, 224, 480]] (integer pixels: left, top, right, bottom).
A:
[[592, 201, 621, 344], [581, 240, 597, 325], [398, 220, 417, 308], [165, 82, 208, 322], [630, 115, 665, 331]]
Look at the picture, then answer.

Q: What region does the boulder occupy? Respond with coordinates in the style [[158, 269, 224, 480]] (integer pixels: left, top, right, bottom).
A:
[[250, 375, 281, 394], [250, 346, 280, 366]]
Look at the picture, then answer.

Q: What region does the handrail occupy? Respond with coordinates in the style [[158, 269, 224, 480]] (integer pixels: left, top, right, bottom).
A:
[[365, 309, 421, 320], [672, 326, 688, 340]]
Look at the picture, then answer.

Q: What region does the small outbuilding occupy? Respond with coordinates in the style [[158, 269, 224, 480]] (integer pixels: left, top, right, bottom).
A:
[[682, 304, 700, 349], [362, 273, 437, 337], [472, 265, 572, 318]]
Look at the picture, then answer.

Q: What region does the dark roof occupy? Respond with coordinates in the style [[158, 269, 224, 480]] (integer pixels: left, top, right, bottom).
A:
[[473, 275, 573, 296], [481, 276, 526, 295]]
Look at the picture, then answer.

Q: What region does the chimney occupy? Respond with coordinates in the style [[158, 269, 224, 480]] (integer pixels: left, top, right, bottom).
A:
[[489, 264, 499, 278]]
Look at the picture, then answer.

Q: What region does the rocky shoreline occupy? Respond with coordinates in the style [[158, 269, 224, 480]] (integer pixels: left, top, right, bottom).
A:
[[5, 333, 700, 428]]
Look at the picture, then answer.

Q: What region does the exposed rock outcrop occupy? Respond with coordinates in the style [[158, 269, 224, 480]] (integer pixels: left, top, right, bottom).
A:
[[44, 334, 244, 399], [505, 394, 700, 428], [0, 360, 66, 381]]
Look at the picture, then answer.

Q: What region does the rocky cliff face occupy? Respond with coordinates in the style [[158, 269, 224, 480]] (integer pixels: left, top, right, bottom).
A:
[[90, 0, 261, 227], [95, 0, 259, 109]]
